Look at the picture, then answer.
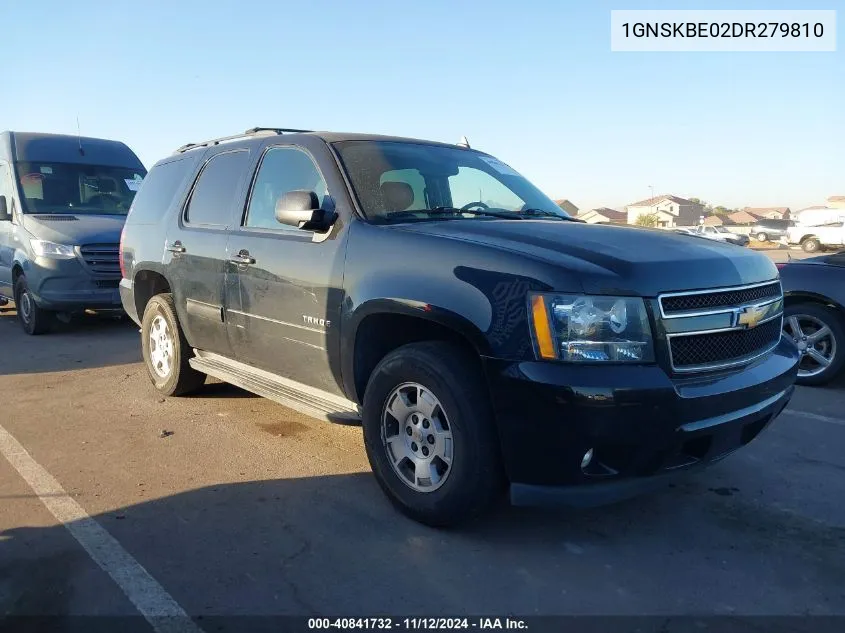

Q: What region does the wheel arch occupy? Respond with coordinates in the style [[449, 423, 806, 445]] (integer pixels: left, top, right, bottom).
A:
[[784, 290, 845, 313], [132, 267, 175, 322], [343, 300, 492, 405]]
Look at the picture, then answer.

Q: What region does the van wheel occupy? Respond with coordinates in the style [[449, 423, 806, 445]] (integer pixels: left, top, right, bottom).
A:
[[141, 293, 206, 396], [756, 232, 769, 242], [361, 341, 505, 527], [14, 275, 53, 335], [802, 237, 820, 253]]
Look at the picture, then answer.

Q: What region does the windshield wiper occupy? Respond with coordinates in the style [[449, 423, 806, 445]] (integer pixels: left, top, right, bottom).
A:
[[383, 207, 522, 221], [518, 208, 581, 221]]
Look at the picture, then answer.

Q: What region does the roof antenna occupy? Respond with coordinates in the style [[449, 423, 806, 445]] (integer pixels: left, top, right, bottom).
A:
[[76, 115, 85, 156], [458, 135, 470, 148]]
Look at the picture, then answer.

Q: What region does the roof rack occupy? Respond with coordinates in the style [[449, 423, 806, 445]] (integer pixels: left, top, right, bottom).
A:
[[173, 127, 314, 154]]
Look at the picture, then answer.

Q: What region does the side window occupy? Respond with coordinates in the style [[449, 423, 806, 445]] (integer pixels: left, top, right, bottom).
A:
[[185, 150, 250, 227], [0, 161, 12, 199], [379, 169, 427, 211], [244, 147, 328, 230], [127, 158, 191, 224], [449, 167, 524, 211]]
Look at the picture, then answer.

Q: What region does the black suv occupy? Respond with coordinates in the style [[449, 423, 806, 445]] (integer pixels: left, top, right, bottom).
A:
[[120, 127, 799, 526]]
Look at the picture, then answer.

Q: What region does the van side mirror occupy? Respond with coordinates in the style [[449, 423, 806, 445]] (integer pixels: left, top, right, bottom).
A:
[[0, 196, 10, 222], [275, 190, 337, 232]]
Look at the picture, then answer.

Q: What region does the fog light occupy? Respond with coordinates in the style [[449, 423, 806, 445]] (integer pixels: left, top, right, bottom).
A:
[[581, 448, 594, 469]]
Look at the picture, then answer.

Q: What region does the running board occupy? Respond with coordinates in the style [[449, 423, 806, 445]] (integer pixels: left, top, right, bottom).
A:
[[189, 351, 361, 425]]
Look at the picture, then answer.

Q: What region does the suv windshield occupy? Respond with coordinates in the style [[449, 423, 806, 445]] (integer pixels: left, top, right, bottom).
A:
[[333, 141, 569, 222], [15, 161, 146, 215]]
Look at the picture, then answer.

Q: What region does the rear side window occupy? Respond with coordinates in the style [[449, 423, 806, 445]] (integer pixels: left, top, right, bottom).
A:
[[127, 158, 191, 224], [185, 150, 250, 227]]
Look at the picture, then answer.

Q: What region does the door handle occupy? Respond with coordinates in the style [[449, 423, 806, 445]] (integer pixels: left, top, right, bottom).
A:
[[229, 249, 255, 265], [166, 241, 186, 254]]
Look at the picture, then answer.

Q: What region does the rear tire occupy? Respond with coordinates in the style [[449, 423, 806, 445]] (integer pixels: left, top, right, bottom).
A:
[[141, 293, 206, 396], [802, 237, 820, 253], [361, 341, 505, 527], [756, 232, 769, 242], [14, 275, 53, 335]]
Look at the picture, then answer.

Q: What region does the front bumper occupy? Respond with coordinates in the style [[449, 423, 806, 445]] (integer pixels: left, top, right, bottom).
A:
[[24, 257, 122, 311], [482, 337, 799, 507]]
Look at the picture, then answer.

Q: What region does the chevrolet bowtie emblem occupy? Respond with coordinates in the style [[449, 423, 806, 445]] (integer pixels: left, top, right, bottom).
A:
[[737, 305, 766, 329]]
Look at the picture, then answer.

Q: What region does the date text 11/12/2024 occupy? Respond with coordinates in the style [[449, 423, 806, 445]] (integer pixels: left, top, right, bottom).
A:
[[308, 618, 528, 630]]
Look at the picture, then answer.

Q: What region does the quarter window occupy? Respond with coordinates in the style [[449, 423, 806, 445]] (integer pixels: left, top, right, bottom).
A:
[[185, 150, 250, 226], [245, 147, 328, 230]]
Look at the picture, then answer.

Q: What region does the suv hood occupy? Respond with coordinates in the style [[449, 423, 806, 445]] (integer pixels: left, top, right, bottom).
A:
[[22, 214, 126, 246], [395, 220, 778, 296]]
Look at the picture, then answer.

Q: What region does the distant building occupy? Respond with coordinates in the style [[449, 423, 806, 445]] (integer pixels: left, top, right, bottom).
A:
[[625, 195, 705, 228], [702, 214, 736, 227], [577, 207, 628, 224], [741, 207, 790, 220], [728, 210, 761, 225], [553, 199, 579, 215]]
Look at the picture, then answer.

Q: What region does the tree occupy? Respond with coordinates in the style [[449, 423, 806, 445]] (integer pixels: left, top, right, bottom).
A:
[[634, 212, 660, 228], [713, 206, 731, 216]]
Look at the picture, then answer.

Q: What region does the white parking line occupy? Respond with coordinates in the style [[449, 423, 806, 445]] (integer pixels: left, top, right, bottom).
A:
[[0, 423, 203, 633], [783, 409, 845, 427]]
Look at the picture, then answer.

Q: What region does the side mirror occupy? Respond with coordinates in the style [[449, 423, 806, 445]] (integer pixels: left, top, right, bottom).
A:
[[0, 196, 10, 221], [275, 190, 337, 232]]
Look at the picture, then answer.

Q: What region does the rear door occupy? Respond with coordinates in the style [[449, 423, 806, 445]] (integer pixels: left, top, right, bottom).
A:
[[224, 143, 349, 396], [166, 148, 251, 356]]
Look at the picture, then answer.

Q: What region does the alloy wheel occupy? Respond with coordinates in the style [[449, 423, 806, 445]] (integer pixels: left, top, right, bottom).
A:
[[149, 315, 175, 378], [784, 314, 837, 378], [381, 382, 454, 493]]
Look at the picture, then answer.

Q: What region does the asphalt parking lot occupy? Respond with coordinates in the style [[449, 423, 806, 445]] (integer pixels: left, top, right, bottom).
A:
[[1, 289, 844, 627]]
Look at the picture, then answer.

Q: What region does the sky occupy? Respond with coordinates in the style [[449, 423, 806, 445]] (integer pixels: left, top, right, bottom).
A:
[[2, 0, 842, 213]]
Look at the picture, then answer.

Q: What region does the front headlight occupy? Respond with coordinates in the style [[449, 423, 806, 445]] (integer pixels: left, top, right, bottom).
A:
[[529, 293, 654, 362], [30, 239, 76, 259]]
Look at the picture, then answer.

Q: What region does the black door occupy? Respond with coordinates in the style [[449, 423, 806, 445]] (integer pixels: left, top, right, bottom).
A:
[[166, 148, 252, 356], [225, 145, 348, 396]]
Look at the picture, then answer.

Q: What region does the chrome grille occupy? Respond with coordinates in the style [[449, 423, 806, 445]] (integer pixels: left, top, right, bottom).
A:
[[661, 281, 781, 315], [670, 319, 781, 369], [79, 243, 120, 275], [660, 281, 784, 373]]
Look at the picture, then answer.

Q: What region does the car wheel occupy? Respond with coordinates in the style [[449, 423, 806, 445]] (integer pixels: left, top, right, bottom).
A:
[[141, 293, 206, 396], [802, 237, 820, 253], [14, 275, 53, 335], [756, 232, 769, 242], [361, 341, 505, 527], [783, 303, 845, 386]]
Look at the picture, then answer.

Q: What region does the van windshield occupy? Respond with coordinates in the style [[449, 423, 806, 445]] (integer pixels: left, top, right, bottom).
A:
[[15, 162, 147, 215], [333, 141, 568, 223]]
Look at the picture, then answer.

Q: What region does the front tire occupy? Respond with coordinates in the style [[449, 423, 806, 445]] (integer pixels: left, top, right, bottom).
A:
[[756, 232, 769, 242], [802, 237, 821, 253], [14, 275, 53, 335], [362, 341, 505, 527], [141, 293, 206, 396], [784, 303, 845, 386]]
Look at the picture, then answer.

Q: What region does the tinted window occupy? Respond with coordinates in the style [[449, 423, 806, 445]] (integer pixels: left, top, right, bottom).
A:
[[186, 150, 250, 227], [127, 157, 191, 224], [244, 147, 327, 229], [14, 161, 146, 215]]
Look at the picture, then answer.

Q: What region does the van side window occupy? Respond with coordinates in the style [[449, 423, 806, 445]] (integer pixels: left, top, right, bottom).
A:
[[185, 150, 250, 227], [128, 157, 191, 224], [244, 147, 327, 230], [0, 161, 12, 205]]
